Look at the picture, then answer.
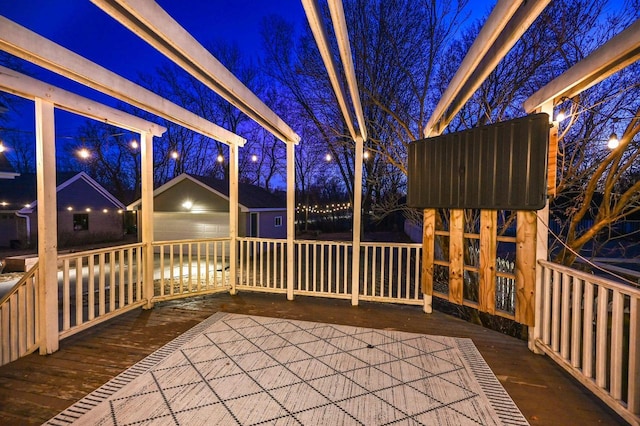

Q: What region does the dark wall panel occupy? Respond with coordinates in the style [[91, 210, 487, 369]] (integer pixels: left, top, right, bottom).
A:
[[407, 113, 549, 210]]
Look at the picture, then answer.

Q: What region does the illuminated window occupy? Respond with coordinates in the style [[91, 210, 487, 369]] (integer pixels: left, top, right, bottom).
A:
[[73, 214, 89, 231]]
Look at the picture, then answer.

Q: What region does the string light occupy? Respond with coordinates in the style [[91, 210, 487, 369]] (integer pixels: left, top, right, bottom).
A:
[[607, 132, 619, 149], [130, 140, 139, 149], [555, 111, 566, 122], [325, 154, 332, 162], [363, 150, 370, 159], [217, 154, 224, 163], [78, 148, 90, 159], [251, 154, 258, 162], [170, 151, 179, 159], [0, 143, 5, 153]]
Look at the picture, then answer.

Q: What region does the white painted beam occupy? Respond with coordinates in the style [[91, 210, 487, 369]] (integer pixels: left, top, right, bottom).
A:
[[286, 141, 295, 301], [91, 0, 300, 145], [0, 66, 165, 137], [350, 136, 363, 306], [302, 0, 359, 141], [524, 19, 640, 113], [440, 0, 549, 129], [140, 131, 154, 309], [328, 0, 367, 141], [0, 17, 244, 146], [229, 144, 238, 295], [424, 0, 522, 137], [34, 98, 58, 354]]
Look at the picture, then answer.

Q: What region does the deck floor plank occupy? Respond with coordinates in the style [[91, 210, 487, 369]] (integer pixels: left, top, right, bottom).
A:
[[0, 292, 626, 425]]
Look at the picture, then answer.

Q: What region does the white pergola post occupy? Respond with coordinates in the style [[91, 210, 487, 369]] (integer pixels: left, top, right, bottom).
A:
[[530, 101, 554, 353], [286, 141, 295, 301], [34, 98, 58, 354], [140, 131, 154, 309], [229, 144, 238, 295], [351, 136, 364, 306]]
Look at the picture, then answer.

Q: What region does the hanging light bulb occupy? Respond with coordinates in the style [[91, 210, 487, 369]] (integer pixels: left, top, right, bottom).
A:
[[251, 154, 258, 162], [555, 110, 566, 122], [607, 132, 619, 149], [325, 153, 332, 162], [0, 143, 5, 153], [363, 150, 370, 159], [217, 154, 224, 163], [130, 140, 139, 149], [170, 151, 179, 159], [78, 148, 90, 159]]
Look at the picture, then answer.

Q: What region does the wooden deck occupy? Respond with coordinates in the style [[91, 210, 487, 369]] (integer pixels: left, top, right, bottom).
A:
[[0, 292, 626, 425]]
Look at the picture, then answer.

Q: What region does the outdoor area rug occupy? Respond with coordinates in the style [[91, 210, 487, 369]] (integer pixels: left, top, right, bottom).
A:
[[46, 312, 529, 425]]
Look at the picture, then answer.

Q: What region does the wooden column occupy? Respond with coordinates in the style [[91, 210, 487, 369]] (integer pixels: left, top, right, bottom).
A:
[[229, 143, 238, 295], [34, 98, 58, 354], [449, 209, 464, 305], [351, 136, 363, 306], [479, 210, 497, 315], [140, 131, 154, 309], [516, 210, 537, 326], [421, 209, 435, 313], [286, 141, 295, 301]]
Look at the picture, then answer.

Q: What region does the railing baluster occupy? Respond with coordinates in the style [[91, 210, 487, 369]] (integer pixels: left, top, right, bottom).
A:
[[595, 285, 609, 389], [583, 280, 595, 378], [109, 252, 116, 312], [609, 290, 624, 400], [99, 253, 106, 316], [76, 257, 83, 326], [88, 255, 95, 321], [571, 278, 583, 368], [629, 296, 640, 416], [196, 243, 202, 292], [119, 249, 125, 308], [561, 273, 571, 360], [63, 259, 70, 331], [551, 269, 561, 352]]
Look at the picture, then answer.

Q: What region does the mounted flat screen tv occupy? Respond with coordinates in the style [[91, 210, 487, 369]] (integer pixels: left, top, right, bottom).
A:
[[407, 113, 549, 210]]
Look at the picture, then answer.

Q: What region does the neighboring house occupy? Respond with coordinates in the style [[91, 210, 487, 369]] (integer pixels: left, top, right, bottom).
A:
[[127, 173, 286, 241], [0, 157, 125, 248]]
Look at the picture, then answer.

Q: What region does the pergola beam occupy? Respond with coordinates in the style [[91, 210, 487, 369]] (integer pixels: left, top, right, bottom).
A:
[[0, 66, 166, 137], [424, 0, 521, 137], [90, 0, 300, 145], [524, 19, 640, 113], [0, 17, 244, 146], [327, 0, 367, 141], [301, 0, 359, 141], [424, 0, 550, 137]]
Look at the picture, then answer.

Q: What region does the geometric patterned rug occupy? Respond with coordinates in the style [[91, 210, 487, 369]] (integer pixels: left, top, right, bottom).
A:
[[45, 313, 529, 425]]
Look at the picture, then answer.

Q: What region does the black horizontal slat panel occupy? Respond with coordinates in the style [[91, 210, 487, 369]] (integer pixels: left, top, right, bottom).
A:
[[407, 113, 549, 210]]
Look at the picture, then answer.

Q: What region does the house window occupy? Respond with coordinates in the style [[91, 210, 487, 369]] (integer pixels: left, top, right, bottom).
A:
[[73, 213, 89, 231], [275, 216, 282, 227]]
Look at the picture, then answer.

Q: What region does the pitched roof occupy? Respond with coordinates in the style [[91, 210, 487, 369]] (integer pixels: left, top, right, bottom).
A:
[[127, 173, 285, 211], [0, 171, 124, 211], [189, 174, 285, 209]]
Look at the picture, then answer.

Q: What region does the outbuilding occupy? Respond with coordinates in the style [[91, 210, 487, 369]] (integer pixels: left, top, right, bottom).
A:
[[127, 173, 286, 242]]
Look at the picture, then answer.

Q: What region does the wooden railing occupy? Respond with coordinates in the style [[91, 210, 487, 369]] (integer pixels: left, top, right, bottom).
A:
[[152, 239, 231, 300], [58, 243, 146, 339], [238, 238, 286, 293], [535, 260, 640, 425], [360, 242, 422, 305], [0, 263, 39, 365], [294, 239, 352, 298]]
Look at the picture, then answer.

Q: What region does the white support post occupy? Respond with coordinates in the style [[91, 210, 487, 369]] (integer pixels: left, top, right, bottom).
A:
[[229, 144, 238, 295], [531, 101, 553, 353], [286, 141, 295, 301], [34, 98, 58, 354], [351, 136, 364, 306], [140, 131, 154, 309]]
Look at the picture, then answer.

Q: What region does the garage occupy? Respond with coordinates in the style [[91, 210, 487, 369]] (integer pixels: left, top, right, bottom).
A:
[[153, 211, 229, 242]]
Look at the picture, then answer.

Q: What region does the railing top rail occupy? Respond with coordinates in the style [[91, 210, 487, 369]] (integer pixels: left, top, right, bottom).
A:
[[294, 239, 352, 246], [237, 237, 286, 243], [0, 261, 38, 305], [152, 237, 231, 245], [360, 241, 422, 249], [57, 242, 145, 260], [539, 259, 640, 296]]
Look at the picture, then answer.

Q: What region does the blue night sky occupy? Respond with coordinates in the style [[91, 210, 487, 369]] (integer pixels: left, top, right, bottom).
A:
[[0, 0, 306, 135]]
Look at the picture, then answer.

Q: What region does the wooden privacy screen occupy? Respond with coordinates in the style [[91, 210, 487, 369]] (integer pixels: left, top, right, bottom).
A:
[[421, 209, 536, 326], [407, 113, 550, 211]]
